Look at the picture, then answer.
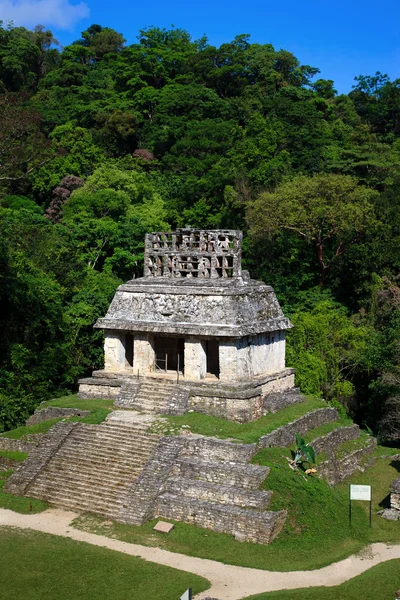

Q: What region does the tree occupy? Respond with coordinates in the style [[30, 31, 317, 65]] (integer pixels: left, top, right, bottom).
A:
[[248, 174, 379, 285], [0, 92, 51, 192]]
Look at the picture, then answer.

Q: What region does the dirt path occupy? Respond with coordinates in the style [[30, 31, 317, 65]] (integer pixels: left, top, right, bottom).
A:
[[1, 507, 400, 600]]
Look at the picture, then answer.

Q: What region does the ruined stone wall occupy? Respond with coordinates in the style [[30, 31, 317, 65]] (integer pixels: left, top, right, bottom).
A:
[[181, 436, 256, 462], [188, 394, 263, 423], [318, 438, 376, 485], [26, 407, 90, 425], [0, 437, 38, 453], [312, 424, 360, 456], [155, 495, 287, 544], [78, 381, 120, 399], [390, 477, 400, 510], [258, 408, 338, 448]]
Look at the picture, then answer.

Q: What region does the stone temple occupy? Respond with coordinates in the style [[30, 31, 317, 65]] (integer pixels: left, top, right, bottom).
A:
[[6, 229, 374, 544], [79, 228, 295, 421]]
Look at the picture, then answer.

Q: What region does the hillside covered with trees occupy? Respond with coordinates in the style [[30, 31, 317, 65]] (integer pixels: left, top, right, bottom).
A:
[[0, 21, 399, 443]]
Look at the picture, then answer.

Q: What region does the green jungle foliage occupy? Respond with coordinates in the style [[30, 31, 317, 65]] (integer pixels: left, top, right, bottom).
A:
[[0, 22, 400, 441]]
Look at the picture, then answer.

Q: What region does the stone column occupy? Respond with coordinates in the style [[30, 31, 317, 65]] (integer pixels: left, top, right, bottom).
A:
[[104, 331, 125, 372], [184, 338, 207, 380], [219, 340, 238, 381], [133, 334, 155, 375]]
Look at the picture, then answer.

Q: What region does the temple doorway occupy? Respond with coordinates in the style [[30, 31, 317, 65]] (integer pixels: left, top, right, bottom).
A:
[[154, 337, 184, 373], [124, 333, 134, 368], [206, 339, 219, 378]]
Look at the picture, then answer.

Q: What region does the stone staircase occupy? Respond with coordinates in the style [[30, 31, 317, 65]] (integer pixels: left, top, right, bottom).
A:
[[150, 437, 286, 544], [115, 380, 189, 415], [15, 422, 159, 520]]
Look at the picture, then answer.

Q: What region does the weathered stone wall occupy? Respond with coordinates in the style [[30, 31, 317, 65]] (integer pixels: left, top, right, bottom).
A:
[[261, 372, 295, 395], [318, 438, 377, 485], [156, 495, 287, 544], [78, 379, 121, 399], [312, 424, 360, 456], [181, 436, 256, 463], [0, 436, 41, 453], [390, 477, 400, 510], [0, 457, 22, 470], [258, 408, 338, 448], [188, 393, 263, 423], [4, 421, 79, 495], [263, 388, 304, 414], [26, 407, 90, 425], [173, 457, 268, 489], [164, 478, 272, 509]]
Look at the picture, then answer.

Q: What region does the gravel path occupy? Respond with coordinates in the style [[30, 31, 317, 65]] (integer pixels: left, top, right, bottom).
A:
[[1, 507, 400, 600]]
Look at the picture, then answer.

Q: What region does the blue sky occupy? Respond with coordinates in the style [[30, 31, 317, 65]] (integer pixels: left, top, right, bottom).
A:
[[1, 0, 399, 93]]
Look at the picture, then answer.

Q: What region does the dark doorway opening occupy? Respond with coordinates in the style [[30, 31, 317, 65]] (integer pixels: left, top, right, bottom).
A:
[[206, 340, 219, 378], [125, 333, 134, 368], [154, 337, 184, 373]]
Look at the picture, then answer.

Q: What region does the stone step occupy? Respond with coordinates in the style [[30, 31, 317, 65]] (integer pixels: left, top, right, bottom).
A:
[[61, 437, 157, 455], [175, 457, 269, 489], [43, 457, 149, 477], [32, 490, 126, 518], [22, 421, 160, 516], [29, 471, 140, 502], [69, 429, 158, 444], [165, 477, 272, 509]]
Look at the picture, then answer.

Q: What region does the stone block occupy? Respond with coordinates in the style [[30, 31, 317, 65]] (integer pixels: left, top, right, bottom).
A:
[[153, 521, 174, 533]]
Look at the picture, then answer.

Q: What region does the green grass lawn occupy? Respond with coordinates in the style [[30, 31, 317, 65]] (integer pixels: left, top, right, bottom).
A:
[[161, 396, 328, 443], [0, 395, 115, 439], [0, 527, 210, 600], [73, 449, 400, 572], [242, 559, 400, 600], [0, 471, 47, 513]]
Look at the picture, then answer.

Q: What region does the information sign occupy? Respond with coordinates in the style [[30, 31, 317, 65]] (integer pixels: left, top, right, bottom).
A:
[[349, 484, 372, 527], [350, 484, 371, 501], [180, 589, 192, 600]]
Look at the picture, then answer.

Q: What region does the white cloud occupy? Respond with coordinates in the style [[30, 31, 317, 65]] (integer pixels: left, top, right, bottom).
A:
[[0, 0, 89, 30]]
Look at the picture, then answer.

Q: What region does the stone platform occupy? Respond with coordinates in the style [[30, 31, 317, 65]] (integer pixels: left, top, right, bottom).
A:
[[78, 368, 297, 423]]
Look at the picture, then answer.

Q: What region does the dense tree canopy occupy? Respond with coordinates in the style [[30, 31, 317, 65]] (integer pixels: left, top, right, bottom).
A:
[[0, 21, 399, 441]]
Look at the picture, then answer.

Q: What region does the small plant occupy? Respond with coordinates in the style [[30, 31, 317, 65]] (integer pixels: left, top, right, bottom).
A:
[[285, 433, 316, 473]]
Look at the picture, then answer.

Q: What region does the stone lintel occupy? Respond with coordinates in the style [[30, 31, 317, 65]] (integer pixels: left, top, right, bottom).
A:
[[94, 318, 293, 336]]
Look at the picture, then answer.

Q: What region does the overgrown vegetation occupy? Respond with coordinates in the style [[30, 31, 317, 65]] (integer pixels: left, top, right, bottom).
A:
[[0, 527, 210, 599], [0, 22, 399, 444]]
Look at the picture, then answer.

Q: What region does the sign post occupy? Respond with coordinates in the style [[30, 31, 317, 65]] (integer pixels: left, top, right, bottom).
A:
[[349, 485, 372, 527]]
